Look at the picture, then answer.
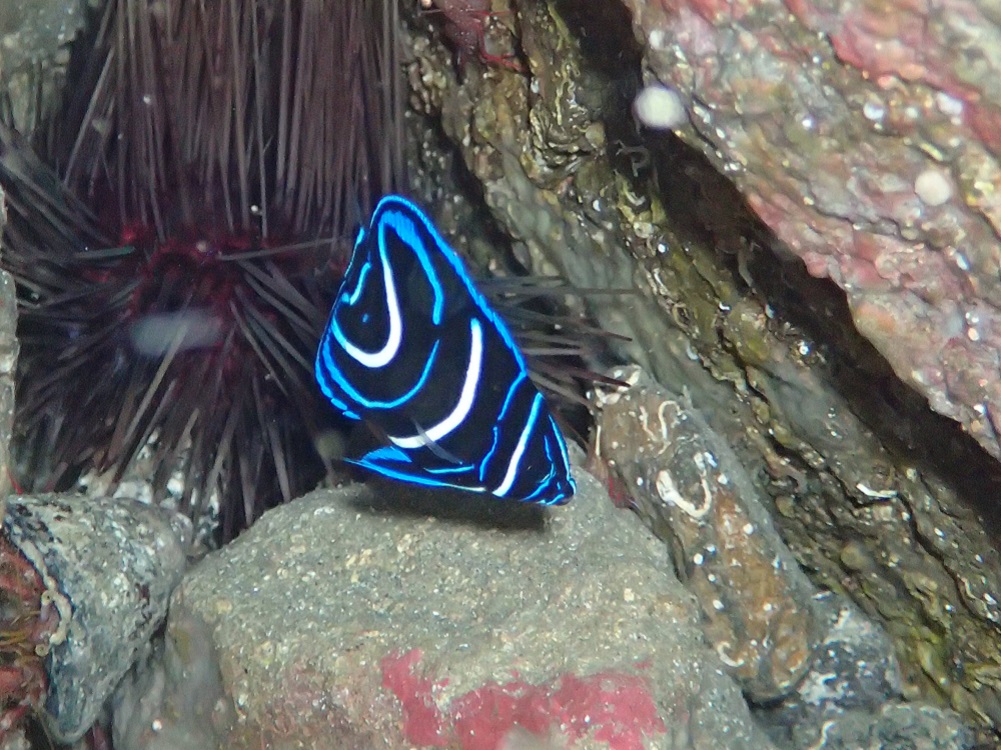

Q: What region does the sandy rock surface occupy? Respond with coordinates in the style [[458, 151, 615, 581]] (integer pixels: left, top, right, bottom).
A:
[[117, 468, 776, 750]]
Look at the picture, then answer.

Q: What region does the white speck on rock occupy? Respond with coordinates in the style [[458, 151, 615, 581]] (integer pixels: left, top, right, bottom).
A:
[[863, 100, 885, 122], [914, 168, 952, 206], [656, 469, 711, 518], [935, 91, 964, 118], [633, 83, 686, 130]]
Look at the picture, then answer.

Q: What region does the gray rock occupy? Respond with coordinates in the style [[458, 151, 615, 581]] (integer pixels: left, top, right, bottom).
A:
[[0, 0, 85, 71], [807, 703, 976, 750], [0, 237, 15, 514], [118, 467, 777, 749], [0, 178, 13, 521], [0, 728, 29, 750], [756, 598, 904, 745], [0, 0, 86, 134], [2, 494, 189, 743]]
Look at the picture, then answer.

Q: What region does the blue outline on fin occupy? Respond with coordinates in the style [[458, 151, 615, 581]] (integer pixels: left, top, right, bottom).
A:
[[315, 195, 576, 505], [479, 371, 526, 483], [347, 455, 487, 494], [317, 336, 440, 411], [375, 196, 526, 370], [343, 260, 373, 306], [377, 208, 446, 326]]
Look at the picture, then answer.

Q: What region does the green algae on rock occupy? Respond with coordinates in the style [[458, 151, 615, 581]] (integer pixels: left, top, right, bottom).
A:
[[401, 0, 1001, 739]]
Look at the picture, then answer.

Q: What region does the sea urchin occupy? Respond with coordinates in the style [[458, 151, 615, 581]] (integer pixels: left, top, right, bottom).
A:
[[0, 0, 404, 542]]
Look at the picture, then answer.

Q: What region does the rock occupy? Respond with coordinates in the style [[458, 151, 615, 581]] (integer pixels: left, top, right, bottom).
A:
[[0, 178, 13, 520], [0, 213, 15, 512], [402, 0, 1001, 734], [0, 728, 29, 750], [118, 468, 777, 750], [756, 599, 903, 744], [0, 0, 85, 72], [0, 0, 86, 134], [2, 494, 188, 743], [806, 703, 976, 750], [588, 365, 977, 747], [620, 0, 1001, 465], [592, 365, 829, 701]]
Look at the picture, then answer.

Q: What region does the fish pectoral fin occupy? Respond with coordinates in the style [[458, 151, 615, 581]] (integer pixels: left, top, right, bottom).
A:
[[409, 418, 465, 466]]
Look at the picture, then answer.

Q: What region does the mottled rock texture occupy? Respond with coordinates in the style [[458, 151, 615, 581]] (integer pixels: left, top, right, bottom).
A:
[[621, 0, 1001, 461], [403, 0, 1001, 739], [0, 203, 14, 511], [618, 0, 1001, 733], [592, 364, 974, 748], [0, 0, 84, 133], [592, 365, 828, 701], [805, 703, 977, 750], [2, 494, 188, 742], [127, 471, 776, 750]]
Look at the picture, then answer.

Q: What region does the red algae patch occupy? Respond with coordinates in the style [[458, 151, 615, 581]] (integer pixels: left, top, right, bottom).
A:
[[381, 649, 666, 750]]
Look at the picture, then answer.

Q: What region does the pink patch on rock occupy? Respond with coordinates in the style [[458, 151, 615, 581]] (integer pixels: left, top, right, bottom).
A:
[[967, 103, 1001, 156], [683, 0, 755, 24], [783, 0, 989, 151], [381, 650, 448, 745], [381, 650, 667, 750]]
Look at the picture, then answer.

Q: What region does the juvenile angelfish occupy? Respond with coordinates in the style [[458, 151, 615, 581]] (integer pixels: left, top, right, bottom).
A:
[[314, 195, 575, 505]]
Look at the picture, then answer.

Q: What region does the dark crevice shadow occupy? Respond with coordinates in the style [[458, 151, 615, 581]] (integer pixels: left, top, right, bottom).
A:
[[546, 0, 1001, 540], [644, 133, 1001, 537], [343, 477, 550, 532]]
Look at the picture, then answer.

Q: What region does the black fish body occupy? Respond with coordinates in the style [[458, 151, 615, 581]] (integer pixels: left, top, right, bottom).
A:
[[315, 195, 575, 505]]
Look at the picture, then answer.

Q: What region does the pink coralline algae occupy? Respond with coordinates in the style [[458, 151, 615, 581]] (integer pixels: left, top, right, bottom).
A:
[[381, 649, 667, 749], [381, 649, 447, 745], [626, 0, 1001, 460]]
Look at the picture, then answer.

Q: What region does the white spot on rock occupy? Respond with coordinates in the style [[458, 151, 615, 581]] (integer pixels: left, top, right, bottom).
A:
[[914, 168, 952, 206], [935, 92, 964, 118], [863, 100, 885, 122], [656, 469, 711, 518], [633, 83, 686, 130]]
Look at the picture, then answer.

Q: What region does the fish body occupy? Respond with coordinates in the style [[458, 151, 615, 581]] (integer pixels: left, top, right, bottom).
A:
[[315, 195, 575, 505]]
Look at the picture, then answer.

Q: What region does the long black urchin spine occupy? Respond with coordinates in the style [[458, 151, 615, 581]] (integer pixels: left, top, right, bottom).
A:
[[1, 0, 404, 542]]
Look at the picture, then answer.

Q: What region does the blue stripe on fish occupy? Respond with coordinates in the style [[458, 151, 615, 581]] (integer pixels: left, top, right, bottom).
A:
[[314, 195, 575, 505]]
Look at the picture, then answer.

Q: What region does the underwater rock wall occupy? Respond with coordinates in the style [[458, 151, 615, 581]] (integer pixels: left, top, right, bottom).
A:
[[619, 0, 1001, 732], [622, 0, 1001, 461], [404, 0, 1001, 738], [0, 0, 1000, 743]]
